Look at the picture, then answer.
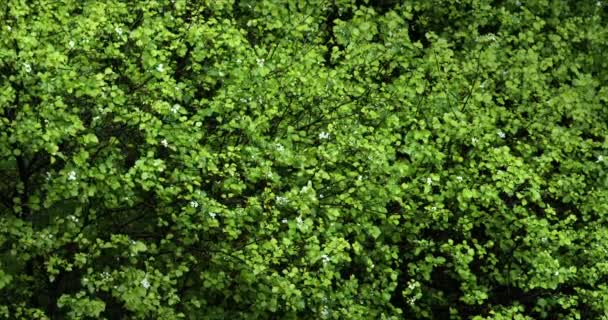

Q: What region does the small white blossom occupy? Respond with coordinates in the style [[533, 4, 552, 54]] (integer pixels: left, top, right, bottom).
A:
[[68, 40, 75, 48], [497, 130, 506, 139], [276, 196, 288, 205], [319, 193, 324, 199], [281, 218, 288, 224], [554, 271, 559, 276], [296, 216, 303, 225], [236, 59, 242, 64], [597, 155, 604, 163], [101, 271, 110, 279], [319, 132, 330, 139], [426, 177, 433, 185], [115, 26, 123, 35], [276, 143, 285, 152], [170, 104, 180, 114], [46, 172, 52, 181], [160, 139, 168, 147], [23, 63, 32, 73], [321, 306, 330, 318], [472, 137, 479, 144], [190, 200, 199, 208], [156, 63, 164, 72], [407, 280, 420, 290], [141, 277, 150, 289], [68, 215, 79, 223], [431, 206, 437, 211], [67, 170, 77, 181], [256, 58, 265, 67], [456, 176, 463, 182], [7, 26, 11, 31], [321, 254, 330, 264], [208, 212, 217, 218]]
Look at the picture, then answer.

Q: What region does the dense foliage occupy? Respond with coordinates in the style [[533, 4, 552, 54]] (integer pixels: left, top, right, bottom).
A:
[[1, 0, 608, 318]]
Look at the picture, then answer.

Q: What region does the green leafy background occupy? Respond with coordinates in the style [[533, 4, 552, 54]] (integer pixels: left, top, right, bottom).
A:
[[1, 0, 607, 319]]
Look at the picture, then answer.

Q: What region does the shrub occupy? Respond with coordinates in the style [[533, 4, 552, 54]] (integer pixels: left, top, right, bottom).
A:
[[1, 0, 607, 319]]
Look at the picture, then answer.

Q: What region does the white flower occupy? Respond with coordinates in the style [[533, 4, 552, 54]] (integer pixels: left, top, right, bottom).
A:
[[68, 215, 79, 223], [190, 200, 199, 208], [101, 271, 110, 279], [141, 277, 150, 289], [296, 216, 303, 225], [497, 131, 506, 138], [321, 306, 330, 318], [7, 26, 11, 31], [67, 170, 77, 181], [276, 196, 288, 205], [276, 143, 284, 152], [456, 176, 463, 182], [170, 104, 180, 113], [236, 59, 242, 64], [256, 58, 265, 67], [431, 206, 437, 211], [68, 40, 75, 48], [321, 254, 330, 264], [209, 212, 217, 218], [426, 177, 433, 185], [407, 280, 420, 290], [319, 193, 324, 199], [554, 271, 559, 276], [281, 218, 288, 224], [46, 172, 52, 181], [23, 63, 32, 73], [115, 26, 123, 35], [319, 132, 330, 139], [597, 155, 604, 163], [407, 297, 417, 305], [156, 64, 164, 72], [472, 137, 479, 144], [160, 139, 168, 147]]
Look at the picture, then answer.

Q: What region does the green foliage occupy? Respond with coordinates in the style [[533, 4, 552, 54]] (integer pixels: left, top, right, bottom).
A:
[[1, 0, 607, 319]]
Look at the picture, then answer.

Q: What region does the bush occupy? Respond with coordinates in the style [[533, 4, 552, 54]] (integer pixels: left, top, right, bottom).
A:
[[1, 0, 607, 319]]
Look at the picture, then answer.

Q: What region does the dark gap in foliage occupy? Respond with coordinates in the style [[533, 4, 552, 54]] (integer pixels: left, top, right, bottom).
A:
[[580, 131, 603, 143], [408, 20, 431, 49], [355, 0, 400, 14], [477, 21, 501, 36], [428, 265, 462, 317], [322, 3, 344, 68], [558, 115, 574, 128]]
